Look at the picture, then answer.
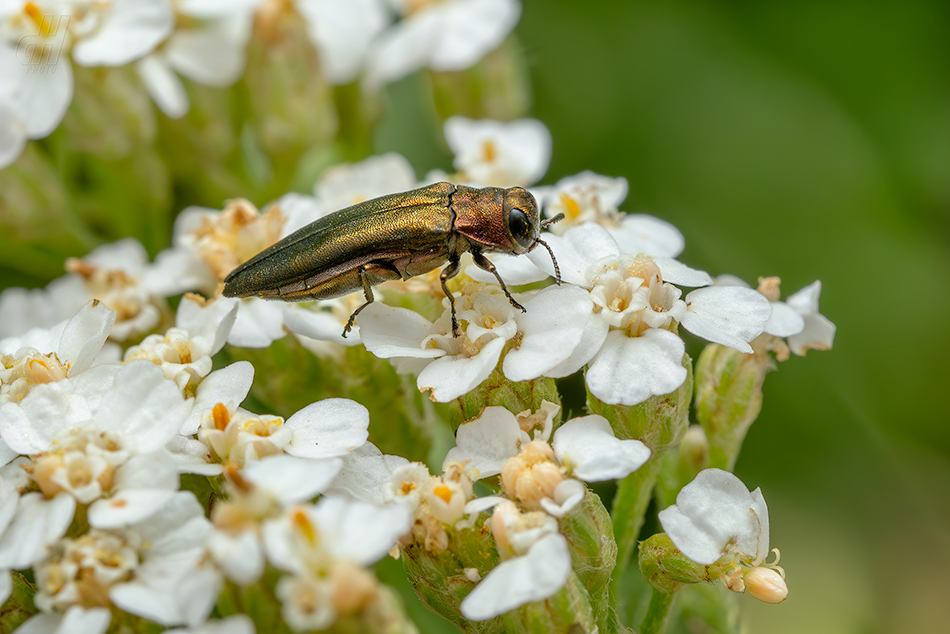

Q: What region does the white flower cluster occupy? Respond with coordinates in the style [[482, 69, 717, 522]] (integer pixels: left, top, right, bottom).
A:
[[1, 0, 523, 169], [0, 297, 409, 633]]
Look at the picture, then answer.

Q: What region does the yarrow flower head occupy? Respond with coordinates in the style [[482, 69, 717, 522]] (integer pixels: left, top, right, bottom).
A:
[[658, 468, 787, 603], [444, 116, 551, 187]]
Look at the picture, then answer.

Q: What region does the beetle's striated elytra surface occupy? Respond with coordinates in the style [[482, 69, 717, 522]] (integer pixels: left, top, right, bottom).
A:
[[222, 182, 562, 337]]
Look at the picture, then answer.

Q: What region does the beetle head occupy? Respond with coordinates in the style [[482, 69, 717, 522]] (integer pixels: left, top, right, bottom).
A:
[[502, 187, 541, 255]]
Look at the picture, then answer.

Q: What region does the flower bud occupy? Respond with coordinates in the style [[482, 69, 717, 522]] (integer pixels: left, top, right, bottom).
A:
[[744, 566, 788, 604]]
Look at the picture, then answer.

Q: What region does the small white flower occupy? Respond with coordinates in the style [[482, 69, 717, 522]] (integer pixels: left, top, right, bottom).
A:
[[123, 295, 237, 390], [295, 0, 391, 85], [11, 606, 112, 634], [0, 300, 116, 405], [444, 117, 551, 187], [514, 224, 771, 405], [460, 499, 571, 621], [785, 281, 835, 355], [165, 614, 256, 634], [446, 402, 649, 517], [541, 171, 685, 257], [70, 0, 175, 67], [366, 0, 521, 88], [658, 468, 770, 567], [0, 491, 75, 570]]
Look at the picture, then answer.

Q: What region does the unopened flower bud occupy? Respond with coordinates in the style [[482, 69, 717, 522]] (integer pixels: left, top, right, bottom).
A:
[[744, 566, 788, 604]]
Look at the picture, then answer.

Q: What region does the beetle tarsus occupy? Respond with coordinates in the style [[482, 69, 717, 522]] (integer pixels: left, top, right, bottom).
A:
[[472, 250, 525, 312], [440, 257, 462, 337], [341, 266, 377, 338]]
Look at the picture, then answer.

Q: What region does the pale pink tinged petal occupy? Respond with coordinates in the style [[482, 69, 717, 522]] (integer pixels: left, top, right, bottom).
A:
[[226, 299, 286, 348], [504, 285, 593, 381], [764, 301, 804, 337], [14, 56, 72, 138], [682, 286, 772, 353], [166, 14, 251, 87], [325, 442, 409, 505], [466, 252, 550, 286], [312, 496, 412, 565], [0, 389, 68, 454], [137, 54, 189, 119], [284, 398, 369, 458], [658, 469, 765, 566], [654, 257, 713, 287], [365, 7, 441, 88], [72, 0, 175, 66], [586, 329, 687, 406], [58, 300, 116, 373], [243, 455, 343, 504], [541, 311, 609, 379], [0, 100, 26, 169], [528, 223, 620, 286], [358, 303, 443, 359], [443, 407, 522, 477], [88, 489, 178, 528], [460, 532, 571, 621], [430, 0, 520, 71], [552, 415, 651, 481], [417, 335, 505, 402], [0, 492, 75, 569], [97, 362, 191, 450], [283, 304, 360, 347], [611, 214, 685, 258]]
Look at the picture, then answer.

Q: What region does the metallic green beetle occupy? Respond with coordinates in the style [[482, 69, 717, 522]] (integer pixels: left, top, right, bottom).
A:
[[222, 182, 562, 337]]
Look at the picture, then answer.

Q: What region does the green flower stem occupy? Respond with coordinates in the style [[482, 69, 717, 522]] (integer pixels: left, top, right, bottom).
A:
[[559, 493, 619, 633], [639, 587, 675, 634]]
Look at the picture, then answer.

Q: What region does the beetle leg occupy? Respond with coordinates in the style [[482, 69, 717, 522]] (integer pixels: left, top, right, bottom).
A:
[[440, 257, 463, 337], [342, 265, 376, 338], [471, 250, 526, 313]]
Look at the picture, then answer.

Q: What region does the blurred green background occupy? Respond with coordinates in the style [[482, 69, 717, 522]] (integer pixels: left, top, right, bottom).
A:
[[2, 1, 948, 632]]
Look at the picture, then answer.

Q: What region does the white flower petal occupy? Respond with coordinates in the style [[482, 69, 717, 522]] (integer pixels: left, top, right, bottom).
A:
[[365, 7, 441, 88], [0, 99, 26, 169], [15, 606, 112, 634], [460, 532, 571, 621], [0, 492, 75, 569], [654, 257, 712, 287], [529, 223, 619, 286], [541, 310, 610, 378], [466, 252, 550, 286], [181, 361, 254, 435], [764, 301, 804, 337], [358, 303, 443, 359], [166, 14, 252, 87], [283, 304, 361, 347], [681, 286, 772, 353], [610, 214, 685, 258], [417, 335, 506, 402], [539, 478, 586, 518], [552, 415, 651, 482], [586, 329, 687, 406], [298, 0, 390, 85], [325, 442, 409, 505], [57, 300, 116, 374], [243, 454, 343, 504], [137, 54, 189, 119], [443, 407, 522, 478], [786, 281, 836, 355], [284, 398, 370, 458], [14, 56, 72, 138], [73, 0, 175, 66], [226, 298, 287, 348], [88, 488, 178, 529], [430, 0, 520, 71], [658, 468, 769, 566], [463, 495, 505, 516], [312, 496, 412, 565], [208, 529, 264, 586], [504, 285, 593, 381]]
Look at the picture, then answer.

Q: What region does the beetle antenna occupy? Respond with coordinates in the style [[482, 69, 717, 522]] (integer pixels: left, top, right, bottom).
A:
[[540, 213, 565, 229], [536, 238, 561, 285]]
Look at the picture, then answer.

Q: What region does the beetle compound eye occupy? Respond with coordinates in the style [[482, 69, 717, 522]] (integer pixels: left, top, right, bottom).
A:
[[508, 207, 534, 248]]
